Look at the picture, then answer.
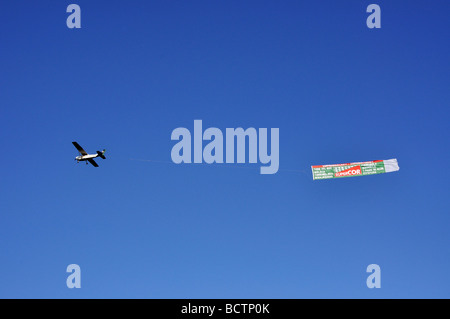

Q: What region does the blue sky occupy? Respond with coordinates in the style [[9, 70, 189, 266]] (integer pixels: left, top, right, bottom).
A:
[[0, 0, 449, 298]]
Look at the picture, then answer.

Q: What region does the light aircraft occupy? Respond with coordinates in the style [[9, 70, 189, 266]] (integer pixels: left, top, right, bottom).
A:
[[72, 142, 106, 167]]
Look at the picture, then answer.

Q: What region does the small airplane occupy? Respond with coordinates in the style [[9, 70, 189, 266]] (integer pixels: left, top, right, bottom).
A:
[[72, 142, 106, 167]]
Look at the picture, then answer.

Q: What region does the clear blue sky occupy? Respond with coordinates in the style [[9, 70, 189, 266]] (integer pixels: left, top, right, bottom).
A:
[[0, 0, 449, 298]]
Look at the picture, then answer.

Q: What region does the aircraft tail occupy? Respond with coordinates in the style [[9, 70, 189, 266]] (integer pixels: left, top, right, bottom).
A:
[[97, 149, 106, 159]]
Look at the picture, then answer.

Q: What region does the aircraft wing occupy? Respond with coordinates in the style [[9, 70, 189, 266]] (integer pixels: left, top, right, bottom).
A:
[[72, 142, 88, 155], [88, 158, 99, 167]]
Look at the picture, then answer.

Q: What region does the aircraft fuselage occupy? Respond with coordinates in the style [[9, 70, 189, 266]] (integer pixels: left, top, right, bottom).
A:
[[76, 154, 99, 162]]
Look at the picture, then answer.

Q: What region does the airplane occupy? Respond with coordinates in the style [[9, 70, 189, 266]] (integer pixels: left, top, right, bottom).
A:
[[72, 142, 106, 167]]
